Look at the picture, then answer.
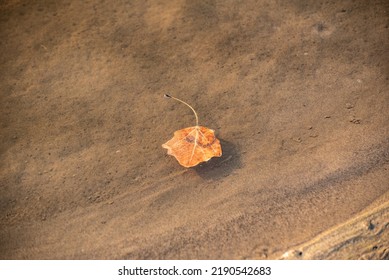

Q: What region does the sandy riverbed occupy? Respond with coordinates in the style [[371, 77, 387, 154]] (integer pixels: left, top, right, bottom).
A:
[[1, 0, 388, 259]]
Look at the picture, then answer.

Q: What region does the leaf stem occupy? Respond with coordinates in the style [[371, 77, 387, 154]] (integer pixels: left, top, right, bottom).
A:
[[164, 94, 199, 127]]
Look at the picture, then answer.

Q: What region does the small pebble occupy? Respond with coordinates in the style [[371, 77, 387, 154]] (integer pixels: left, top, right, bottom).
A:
[[348, 116, 361, 124], [293, 137, 302, 143], [350, 118, 361, 124]]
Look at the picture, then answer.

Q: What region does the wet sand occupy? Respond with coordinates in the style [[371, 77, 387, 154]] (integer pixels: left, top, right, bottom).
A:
[[1, 0, 388, 259], [276, 200, 389, 259]]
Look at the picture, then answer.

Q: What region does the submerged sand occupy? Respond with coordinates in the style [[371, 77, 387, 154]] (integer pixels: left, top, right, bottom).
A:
[[1, 0, 388, 259]]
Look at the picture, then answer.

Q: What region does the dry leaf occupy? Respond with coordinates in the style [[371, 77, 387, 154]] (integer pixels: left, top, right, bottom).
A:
[[162, 126, 222, 167], [162, 94, 222, 167]]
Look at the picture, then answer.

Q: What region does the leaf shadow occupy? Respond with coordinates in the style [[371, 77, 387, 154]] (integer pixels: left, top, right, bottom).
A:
[[193, 139, 241, 180]]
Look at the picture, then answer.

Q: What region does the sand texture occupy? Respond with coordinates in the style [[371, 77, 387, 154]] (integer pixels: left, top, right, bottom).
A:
[[276, 200, 389, 259], [1, 0, 388, 259]]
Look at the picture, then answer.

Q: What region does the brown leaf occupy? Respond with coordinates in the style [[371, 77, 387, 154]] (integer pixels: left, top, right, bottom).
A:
[[162, 126, 222, 167], [162, 94, 222, 167]]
